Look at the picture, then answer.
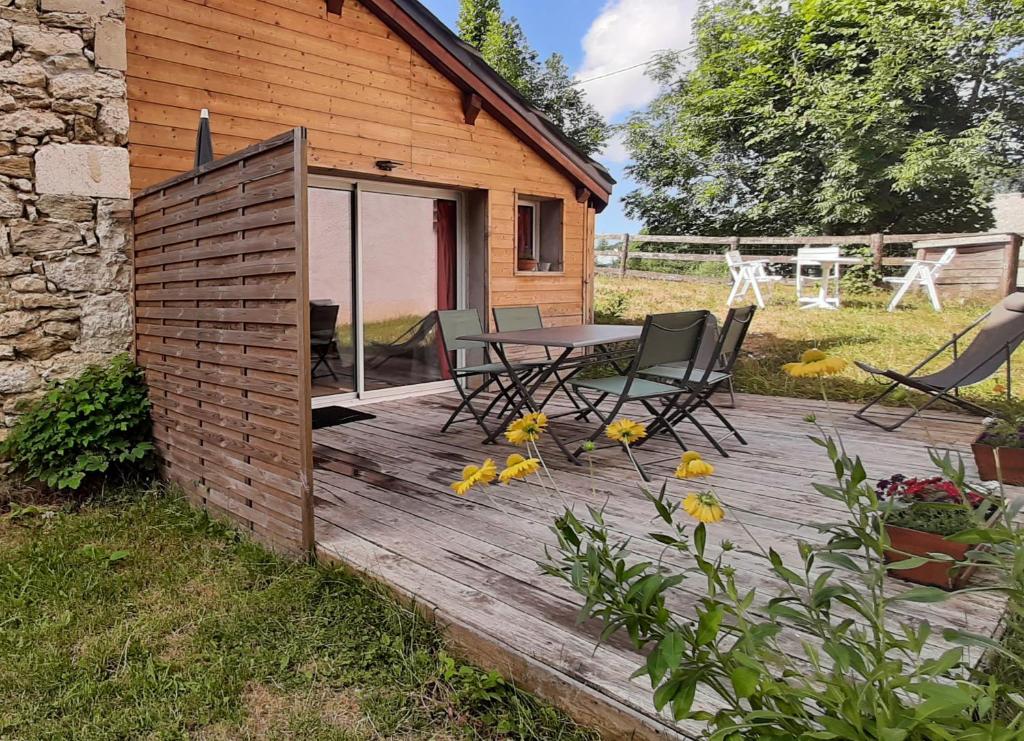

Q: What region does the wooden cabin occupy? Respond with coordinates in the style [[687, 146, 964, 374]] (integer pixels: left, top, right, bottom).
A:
[[127, 0, 613, 395]]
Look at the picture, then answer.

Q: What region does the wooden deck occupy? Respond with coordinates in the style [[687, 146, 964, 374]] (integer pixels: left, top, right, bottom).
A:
[[312, 391, 1010, 739]]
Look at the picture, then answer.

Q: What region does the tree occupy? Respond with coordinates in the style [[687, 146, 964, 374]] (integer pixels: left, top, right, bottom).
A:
[[457, 0, 609, 156], [456, 0, 501, 50], [623, 0, 1024, 236]]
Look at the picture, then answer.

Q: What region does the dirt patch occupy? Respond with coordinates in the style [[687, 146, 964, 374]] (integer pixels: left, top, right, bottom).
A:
[[198, 682, 364, 739]]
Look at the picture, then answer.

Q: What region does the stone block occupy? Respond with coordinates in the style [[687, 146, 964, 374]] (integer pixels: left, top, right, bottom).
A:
[[0, 361, 40, 394], [0, 59, 45, 87], [94, 18, 124, 70], [14, 327, 70, 359], [42, 319, 78, 339], [43, 253, 120, 291], [10, 220, 81, 254], [0, 256, 31, 276], [0, 184, 22, 217], [9, 274, 44, 292], [35, 193, 93, 221], [0, 309, 38, 337], [96, 97, 126, 142], [0, 345, 13, 360], [0, 154, 29, 176], [77, 290, 128, 351], [0, 24, 12, 59], [0, 108, 64, 136], [16, 292, 76, 309], [48, 70, 125, 100], [40, 0, 124, 17], [35, 143, 129, 198], [12, 24, 84, 56]]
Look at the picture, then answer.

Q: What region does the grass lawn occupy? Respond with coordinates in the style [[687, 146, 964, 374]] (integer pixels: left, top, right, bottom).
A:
[[596, 274, 1024, 416], [0, 486, 595, 741]]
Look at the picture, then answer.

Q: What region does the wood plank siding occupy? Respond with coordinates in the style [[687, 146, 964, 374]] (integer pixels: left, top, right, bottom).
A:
[[132, 130, 315, 555], [125, 0, 598, 326]]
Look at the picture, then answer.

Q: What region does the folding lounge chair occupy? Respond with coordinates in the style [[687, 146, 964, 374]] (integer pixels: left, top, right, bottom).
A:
[[436, 309, 536, 436], [570, 310, 711, 479], [855, 293, 1024, 431], [638, 305, 757, 454], [492, 306, 584, 414]]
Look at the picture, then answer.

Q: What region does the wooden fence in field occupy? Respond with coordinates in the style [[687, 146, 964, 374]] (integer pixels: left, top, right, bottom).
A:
[[596, 232, 1024, 296], [132, 128, 314, 555]]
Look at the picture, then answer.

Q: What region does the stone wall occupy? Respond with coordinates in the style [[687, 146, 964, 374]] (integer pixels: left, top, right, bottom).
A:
[[0, 0, 130, 436]]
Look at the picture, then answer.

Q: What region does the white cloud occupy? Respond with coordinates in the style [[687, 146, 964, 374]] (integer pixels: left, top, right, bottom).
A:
[[576, 0, 698, 120], [598, 130, 631, 165]]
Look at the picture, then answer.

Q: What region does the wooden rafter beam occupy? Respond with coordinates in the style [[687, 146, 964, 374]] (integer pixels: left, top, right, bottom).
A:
[[325, 0, 344, 15], [462, 91, 483, 126], [575, 186, 591, 204]]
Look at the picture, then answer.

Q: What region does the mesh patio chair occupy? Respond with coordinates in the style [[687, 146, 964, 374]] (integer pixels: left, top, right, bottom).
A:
[[638, 305, 757, 454], [726, 250, 780, 309], [436, 309, 536, 436], [885, 247, 956, 312], [855, 293, 1024, 431], [310, 302, 341, 380], [492, 306, 584, 414], [569, 310, 711, 479]]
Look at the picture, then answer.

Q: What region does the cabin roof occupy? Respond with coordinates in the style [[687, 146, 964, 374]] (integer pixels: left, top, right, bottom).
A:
[[360, 0, 615, 210]]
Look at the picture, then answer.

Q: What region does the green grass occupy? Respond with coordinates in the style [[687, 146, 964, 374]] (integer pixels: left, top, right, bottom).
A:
[[0, 486, 596, 741], [595, 275, 1024, 416]]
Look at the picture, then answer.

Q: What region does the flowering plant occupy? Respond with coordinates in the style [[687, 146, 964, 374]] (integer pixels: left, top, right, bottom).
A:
[[452, 349, 1024, 738], [876, 474, 988, 537]]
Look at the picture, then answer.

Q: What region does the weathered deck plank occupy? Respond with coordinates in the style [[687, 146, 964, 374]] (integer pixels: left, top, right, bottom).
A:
[[313, 391, 1012, 739]]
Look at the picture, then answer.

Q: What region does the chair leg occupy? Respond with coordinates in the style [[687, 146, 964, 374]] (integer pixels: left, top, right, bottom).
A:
[[750, 275, 766, 309], [727, 274, 741, 306], [701, 397, 747, 445], [923, 272, 942, 312], [442, 375, 495, 435]]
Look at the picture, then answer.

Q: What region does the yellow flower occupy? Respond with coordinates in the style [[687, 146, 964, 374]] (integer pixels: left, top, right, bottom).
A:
[[782, 348, 848, 378], [675, 451, 715, 479], [499, 453, 541, 483], [682, 492, 726, 524], [504, 412, 548, 446], [450, 458, 497, 496], [605, 418, 647, 445]]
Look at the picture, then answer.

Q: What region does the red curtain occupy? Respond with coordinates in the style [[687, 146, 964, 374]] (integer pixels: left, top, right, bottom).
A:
[[435, 199, 458, 377]]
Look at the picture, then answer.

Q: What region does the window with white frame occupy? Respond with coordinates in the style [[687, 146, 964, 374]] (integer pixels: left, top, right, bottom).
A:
[[516, 197, 563, 272]]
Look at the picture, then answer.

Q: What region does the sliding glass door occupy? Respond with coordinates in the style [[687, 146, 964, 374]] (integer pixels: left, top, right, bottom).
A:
[[308, 179, 462, 401]]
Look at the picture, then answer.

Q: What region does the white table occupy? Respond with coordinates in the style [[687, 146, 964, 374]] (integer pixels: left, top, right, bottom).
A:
[[796, 256, 863, 309]]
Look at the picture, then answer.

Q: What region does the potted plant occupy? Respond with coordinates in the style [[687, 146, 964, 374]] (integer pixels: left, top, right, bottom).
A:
[[972, 415, 1024, 485], [876, 474, 993, 589], [517, 256, 538, 271]]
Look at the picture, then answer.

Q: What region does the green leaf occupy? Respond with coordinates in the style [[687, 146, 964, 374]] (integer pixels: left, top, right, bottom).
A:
[[729, 666, 758, 698], [891, 586, 953, 604], [696, 604, 724, 645]]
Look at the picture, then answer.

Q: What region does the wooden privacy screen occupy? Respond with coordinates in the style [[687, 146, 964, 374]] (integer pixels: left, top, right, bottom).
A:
[[132, 128, 314, 555]]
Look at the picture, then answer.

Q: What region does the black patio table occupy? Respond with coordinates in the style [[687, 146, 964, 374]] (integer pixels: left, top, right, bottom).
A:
[[456, 324, 643, 463]]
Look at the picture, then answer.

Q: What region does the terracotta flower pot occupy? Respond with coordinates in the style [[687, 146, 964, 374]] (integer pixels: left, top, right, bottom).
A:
[[517, 257, 538, 272], [884, 525, 975, 590], [971, 433, 1024, 485]]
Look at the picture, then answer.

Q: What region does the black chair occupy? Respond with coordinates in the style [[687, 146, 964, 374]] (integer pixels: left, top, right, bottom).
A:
[[310, 302, 341, 380]]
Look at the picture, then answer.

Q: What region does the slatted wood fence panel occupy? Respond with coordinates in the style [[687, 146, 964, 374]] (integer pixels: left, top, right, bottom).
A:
[[133, 128, 314, 555]]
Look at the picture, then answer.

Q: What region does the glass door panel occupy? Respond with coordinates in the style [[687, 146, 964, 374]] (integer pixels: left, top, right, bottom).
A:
[[308, 186, 355, 396], [360, 191, 455, 392]]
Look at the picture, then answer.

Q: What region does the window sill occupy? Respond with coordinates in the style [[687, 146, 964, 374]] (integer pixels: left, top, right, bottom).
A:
[[513, 270, 565, 277]]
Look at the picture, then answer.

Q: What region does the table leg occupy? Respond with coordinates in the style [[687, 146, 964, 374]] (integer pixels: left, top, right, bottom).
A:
[[484, 343, 581, 464]]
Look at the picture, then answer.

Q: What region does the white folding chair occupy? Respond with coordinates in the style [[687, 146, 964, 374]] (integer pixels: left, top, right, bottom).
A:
[[885, 247, 956, 312], [795, 246, 841, 307], [725, 250, 780, 309]]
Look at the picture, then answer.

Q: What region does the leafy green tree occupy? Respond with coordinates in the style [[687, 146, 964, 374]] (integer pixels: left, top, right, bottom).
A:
[[457, 0, 608, 156], [456, 0, 501, 50], [623, 0, 1024, 236]]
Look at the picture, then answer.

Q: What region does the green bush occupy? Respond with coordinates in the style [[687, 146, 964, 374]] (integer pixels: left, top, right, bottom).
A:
[[0, 354, 154, 491]]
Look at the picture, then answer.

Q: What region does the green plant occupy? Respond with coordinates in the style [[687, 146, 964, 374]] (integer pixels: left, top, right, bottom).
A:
[[594, 289, 629, 323], [528, 351, 1024, 739], [979, 415, 1024, 449], [840, 245, 883, 294], [0, 354, 154, 491], [875, 475, 985, 537]]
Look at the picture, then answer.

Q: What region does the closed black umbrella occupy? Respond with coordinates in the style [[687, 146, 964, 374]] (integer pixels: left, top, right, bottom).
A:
[[194, 108, 213, 167]]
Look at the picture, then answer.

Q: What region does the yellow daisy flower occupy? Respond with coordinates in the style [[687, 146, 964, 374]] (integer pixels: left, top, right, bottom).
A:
[[675, 450, 715, 479], [504, 412, 548, 446], [605, 418, 647, 445], [450, 458, 497, 496], [682, 492, 726, 524], [782, 348, 848, 378], [499, 453, 541, 483]]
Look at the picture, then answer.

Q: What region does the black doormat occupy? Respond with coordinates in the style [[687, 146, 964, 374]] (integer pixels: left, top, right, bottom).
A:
[[312, 405, 376, 429]]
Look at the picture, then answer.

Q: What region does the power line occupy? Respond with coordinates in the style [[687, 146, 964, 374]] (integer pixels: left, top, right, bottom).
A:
[[572, 45, 697, 87]]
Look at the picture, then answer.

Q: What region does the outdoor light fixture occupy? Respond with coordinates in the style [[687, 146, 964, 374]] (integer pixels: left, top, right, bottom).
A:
[[375, 160, 403, 172]]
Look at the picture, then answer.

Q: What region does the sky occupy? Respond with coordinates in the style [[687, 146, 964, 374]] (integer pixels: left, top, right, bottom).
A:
[[420, 0, 698, 236]]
